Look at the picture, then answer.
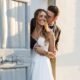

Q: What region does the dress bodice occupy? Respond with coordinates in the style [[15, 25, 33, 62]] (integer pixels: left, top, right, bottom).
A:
[[37, 36, 49, 51]]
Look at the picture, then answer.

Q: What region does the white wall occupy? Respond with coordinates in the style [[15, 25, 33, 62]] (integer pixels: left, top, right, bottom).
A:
[[30, 0, 48, 19], [56, 0, 80, 80]]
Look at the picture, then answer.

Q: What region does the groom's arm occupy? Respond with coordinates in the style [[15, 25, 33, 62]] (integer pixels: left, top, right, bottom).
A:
[[34, 43, 55, 59], [33, 43, 47, 55]]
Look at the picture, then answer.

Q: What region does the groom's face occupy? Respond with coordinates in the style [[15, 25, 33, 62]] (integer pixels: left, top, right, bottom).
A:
[[47, 10, 57, 25]]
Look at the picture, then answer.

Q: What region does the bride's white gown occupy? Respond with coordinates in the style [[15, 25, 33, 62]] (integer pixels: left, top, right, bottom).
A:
[[28, 36, 54, 80]]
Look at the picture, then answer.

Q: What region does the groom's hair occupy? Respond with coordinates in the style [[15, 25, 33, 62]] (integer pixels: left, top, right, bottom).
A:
[[48, 5, 59, 17]]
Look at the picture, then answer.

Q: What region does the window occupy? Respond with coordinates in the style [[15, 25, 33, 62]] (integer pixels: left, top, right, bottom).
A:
[[0, 0, 30, 67], [0, 0, 30, 48]]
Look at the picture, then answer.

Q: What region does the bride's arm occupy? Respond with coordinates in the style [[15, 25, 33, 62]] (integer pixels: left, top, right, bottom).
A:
[[33, 43, 55, 59], [48, 32, 56, 55], [44, 22, 56, 55]]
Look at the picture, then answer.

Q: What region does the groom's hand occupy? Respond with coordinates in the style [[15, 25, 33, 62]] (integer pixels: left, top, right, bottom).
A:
[[34, 44, 47, 55]]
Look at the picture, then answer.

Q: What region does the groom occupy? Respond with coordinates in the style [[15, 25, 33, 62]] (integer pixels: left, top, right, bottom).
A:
[[30, 5, 61, 80], [47, 5, 61, 80]]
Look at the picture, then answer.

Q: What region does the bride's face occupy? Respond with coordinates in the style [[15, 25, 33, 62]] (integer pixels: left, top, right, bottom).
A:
[[36, 11, 47, 26]]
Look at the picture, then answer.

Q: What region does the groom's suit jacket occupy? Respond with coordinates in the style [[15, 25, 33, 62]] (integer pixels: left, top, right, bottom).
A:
[[48, 24, 61, 80]]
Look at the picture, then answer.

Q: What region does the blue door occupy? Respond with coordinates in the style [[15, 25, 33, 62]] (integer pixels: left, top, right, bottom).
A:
[[0, 0, 31, 80]]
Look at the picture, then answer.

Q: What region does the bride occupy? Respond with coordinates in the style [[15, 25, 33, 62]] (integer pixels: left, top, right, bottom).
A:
[[28, 9, 56, 80]]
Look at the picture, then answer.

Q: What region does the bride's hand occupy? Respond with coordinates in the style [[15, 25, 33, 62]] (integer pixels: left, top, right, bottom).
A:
[[44, 22, 50, 32], [46, 51, 56, 59]]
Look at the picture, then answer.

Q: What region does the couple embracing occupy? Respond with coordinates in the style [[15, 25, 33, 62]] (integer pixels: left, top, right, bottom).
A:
[[28, 5, 61, 80]]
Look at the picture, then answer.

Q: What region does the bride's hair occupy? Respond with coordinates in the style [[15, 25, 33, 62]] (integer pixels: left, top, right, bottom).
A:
[[34, 9, 49, 41], [34, 9, 47, 20]]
